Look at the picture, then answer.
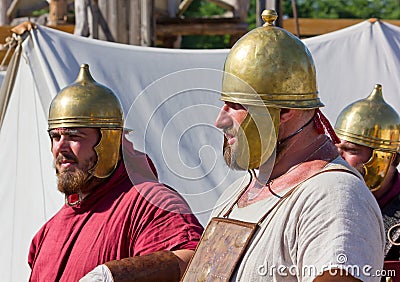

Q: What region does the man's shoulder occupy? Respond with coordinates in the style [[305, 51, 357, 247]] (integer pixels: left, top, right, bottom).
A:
[[129, 176, 180, 198], [307, 156, 365, 187], [324, 156, 363, 178], [291, 157, 373, 206], [123, 176, 193, 213]]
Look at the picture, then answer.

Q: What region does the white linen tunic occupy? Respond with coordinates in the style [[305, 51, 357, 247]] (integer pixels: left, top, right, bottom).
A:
[[211, 157, 385, 282]]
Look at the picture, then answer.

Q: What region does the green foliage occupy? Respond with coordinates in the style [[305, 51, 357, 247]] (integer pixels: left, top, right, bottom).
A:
[[283, 0, 400, 19], [180, 0, 229, 49], [247, 0, 258, 30], [32, 8, 49, 17], [180, 0, 258, 49], [179, 0, 400, 48], [183, 0, 226, 17]]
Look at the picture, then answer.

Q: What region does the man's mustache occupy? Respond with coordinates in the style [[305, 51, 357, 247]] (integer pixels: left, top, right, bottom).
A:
[[56, 153, 78, 165], [223, 128, 237, 137]]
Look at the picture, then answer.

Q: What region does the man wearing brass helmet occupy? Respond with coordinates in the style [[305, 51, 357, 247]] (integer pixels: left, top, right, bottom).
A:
[[335, 84, 400, 279], [27, 64, 203, 281], [182, 10, 384, 282]]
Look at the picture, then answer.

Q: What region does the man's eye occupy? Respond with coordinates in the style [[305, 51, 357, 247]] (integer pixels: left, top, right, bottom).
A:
[[232, 104, 245, 110], [69, 135, 80, 140], [347, 150, 359, 155], [226, 102, 245, 110]]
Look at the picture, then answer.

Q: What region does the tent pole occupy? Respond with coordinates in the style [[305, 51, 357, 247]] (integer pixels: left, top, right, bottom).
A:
[[0, 36, 22, 131], [264, 0, 282, 27], [0, 0, 8, 25], [291, 0, 300, 37]]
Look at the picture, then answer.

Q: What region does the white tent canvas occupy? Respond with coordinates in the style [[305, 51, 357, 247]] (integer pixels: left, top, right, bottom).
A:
[[304, 19, 400, 118], [0, 71, 5, 85], [0, 19, 399, 281], [0, 25, 242, 281]]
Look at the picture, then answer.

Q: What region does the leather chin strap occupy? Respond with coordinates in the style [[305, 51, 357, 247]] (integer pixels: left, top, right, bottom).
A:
[[105, 250, 181, 282], [278, 114, 314, 146], [278, 109, 340, 147]]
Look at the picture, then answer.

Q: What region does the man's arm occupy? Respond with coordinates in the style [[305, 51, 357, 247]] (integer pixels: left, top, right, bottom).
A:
[[80, 249, 194, 282]]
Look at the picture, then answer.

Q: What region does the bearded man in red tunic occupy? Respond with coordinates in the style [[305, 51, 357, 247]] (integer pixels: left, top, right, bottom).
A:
[[28, 64, 203, 281]]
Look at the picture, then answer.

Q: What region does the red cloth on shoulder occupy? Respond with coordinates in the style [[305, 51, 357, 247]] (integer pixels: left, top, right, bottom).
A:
[[121, 134, 159, 181], [378, 170, 400, 208]]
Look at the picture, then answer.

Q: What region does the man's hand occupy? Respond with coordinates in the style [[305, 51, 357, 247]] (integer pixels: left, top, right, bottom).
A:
[[79, 264, 114, 282]]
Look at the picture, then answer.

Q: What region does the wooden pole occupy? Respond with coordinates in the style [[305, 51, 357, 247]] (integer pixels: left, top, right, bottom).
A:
[[140, 0, 153, 46], [276, 0, 282, 27], [108, 0, 118, 41], [264, 0, 282, 27], [0, 0, 8, 25], [291, 0, 300, 37], [235, 0, 249, 22], [256, 0, 266, 26], [129, 0, 141, 45], [49, 0, 68, 25], [89, 0, 114, 41], [74, 0, 89, 36], [97, 0, 106, 40], [88, 0, 98, 38], [118, 0, 128, 44]]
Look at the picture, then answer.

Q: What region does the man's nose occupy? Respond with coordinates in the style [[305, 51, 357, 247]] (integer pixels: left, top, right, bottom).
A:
[[53, 136, 70, 153], [214, 106, 232, 129]]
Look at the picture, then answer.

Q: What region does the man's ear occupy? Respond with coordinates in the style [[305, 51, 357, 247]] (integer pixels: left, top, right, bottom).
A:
[[279, 108, 296, 124]]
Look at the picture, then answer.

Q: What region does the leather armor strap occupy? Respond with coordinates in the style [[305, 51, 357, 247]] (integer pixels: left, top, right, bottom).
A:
[[105, 250, 181, 282]]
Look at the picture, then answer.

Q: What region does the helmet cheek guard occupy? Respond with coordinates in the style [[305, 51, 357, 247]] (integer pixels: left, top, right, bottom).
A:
[[234, 106, 279, 170], [91, 128, 123, 178], [363, 150, 395, 192]]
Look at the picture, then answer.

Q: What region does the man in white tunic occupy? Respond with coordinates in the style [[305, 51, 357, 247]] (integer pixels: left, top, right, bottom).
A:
[[182, 9, 384, 282]]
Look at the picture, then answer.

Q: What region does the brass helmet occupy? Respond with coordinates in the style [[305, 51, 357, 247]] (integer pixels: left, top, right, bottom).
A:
[[335, 84, 400, 191], [48, 64, 123, 178], [221, 9, 323, 170]]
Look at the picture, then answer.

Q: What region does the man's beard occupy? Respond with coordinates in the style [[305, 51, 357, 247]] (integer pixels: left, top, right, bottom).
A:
[[223, 137, 284, 171], [57, 169, 92, 195], [55, 154, 96, 196], [223, 141, 241, 170]]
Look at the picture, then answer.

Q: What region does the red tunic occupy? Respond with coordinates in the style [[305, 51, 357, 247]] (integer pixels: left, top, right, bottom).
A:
[[28, 161, 203, 281]]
